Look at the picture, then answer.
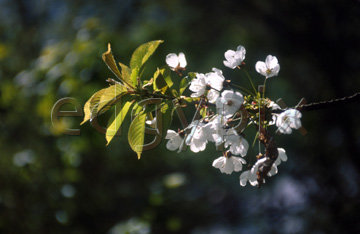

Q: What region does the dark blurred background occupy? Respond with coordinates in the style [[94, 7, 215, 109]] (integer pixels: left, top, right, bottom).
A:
[[1, 0, 360, 233]]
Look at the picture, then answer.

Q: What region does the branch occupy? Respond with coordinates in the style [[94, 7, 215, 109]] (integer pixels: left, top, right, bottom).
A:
[[271, 91, 360, 113], [299, 91, 360, 111]]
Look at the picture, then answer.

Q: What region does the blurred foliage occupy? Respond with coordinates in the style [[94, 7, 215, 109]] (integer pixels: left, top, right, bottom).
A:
[[0, 0, 360, 233]]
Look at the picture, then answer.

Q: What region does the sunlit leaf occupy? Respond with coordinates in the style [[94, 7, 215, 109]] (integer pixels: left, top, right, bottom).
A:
[[133, 98, 163, 117], [102, 44, 134, 89], [160, 100, 174, 137], [130, 40, 163, 85], [131, 100, 146, 118], [171, 89, 179, 97], [179, 77, 189, 96], [81, 89, 107, 125], [102, 44, 123, 80], [81, 83, 129, 125], [90, 83, 128, 119], [153, 68, 174, 97], [153, 68, 167, 93], [128, 110, 147, 159], [131, 67, 140, 87], [118, 62, 133, 89], [106, 95, 133, 145], [183, 97, 194, 103], [161, 66, 173, 88], [200, 106, 207, 118]]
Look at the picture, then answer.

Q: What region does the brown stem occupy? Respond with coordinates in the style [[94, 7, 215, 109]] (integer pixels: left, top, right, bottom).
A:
[[256, 130, 279, 188]]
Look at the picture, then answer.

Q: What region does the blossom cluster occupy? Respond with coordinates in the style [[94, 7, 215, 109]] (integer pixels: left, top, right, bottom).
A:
[[164, 47, 302, 187]]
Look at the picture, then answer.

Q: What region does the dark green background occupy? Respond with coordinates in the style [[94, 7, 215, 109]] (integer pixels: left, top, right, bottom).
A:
[[1, 0, 360, 233]]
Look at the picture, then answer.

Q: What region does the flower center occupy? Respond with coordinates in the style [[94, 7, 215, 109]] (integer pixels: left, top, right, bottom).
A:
[[282, 115, 291, 125], [266, 68, 272, 75], [224, 151, 232, 158]]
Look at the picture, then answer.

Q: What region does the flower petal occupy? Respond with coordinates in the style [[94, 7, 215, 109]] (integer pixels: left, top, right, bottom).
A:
[[166, 139, 179, 151], [189, 137, 207, 153], [212, 156, 225, 169], [220, 158, 235, 174], [224, 50, 236, 60], [267, 165, 278, 176], [236, 45, 246, 57], [166, 53, 179, 69], [239, 170, 249, 186], [265, 55, 277, 68], [178, 52, 187, 68], [278, 148, 287, 161], [207, 89, 220, 103], [206, 68, 225, 91], [165, 130, 178, 139], [255, 61, 267, 76], [232, 157, 246, 172]]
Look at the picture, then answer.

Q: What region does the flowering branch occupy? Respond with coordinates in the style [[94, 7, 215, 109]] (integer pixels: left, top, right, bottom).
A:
[[81, 40, 355, 189]]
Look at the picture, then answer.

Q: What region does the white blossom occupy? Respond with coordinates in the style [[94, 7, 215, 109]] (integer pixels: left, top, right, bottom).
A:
[[239, 170, 258, 187], [166, 52, 187, 71], [205, 115, 227, 145], [212, 155, 246, 174], [267, 148, 288, 176], [207, 89, 220, 103], [205, 68, 225, 91], [189, 73, 207, 98], [189, 68, 225, 103], [255, 55, 280, 78], [276, 109, 302, 134], [224, 129, 249, 157], [216, 90, 244, 117], [165, 130, 183, 151], [223, 45, 246, 69], [268, 101, 281, 125], [239, 166, 261, 187], [240, 157, 269, 187], [185, 120, 211, 153], [240, 148, 288, 186]]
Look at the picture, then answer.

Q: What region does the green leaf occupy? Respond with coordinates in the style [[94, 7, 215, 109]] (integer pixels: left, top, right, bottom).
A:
[[81, 88, 107, 125], [171, 89, 179, 97], [160, 100, 174, 137], [90, 83, 128, 119], [130, 40, 163, 85], [179, 72, 196, 96], [81, 83, 129, 125], [143, 104, 158, 114], [153, 68, 167, 93], [179, 77, 189, 96], [161, 66, 173, 88], [133, 98, 163, 116], [130, 40, 163, 70], [153, 68, 174, 97], [200, 107, 207, 118], [102, 44, 134, 89], [131, 67, 140, 86], [102, 44, 122, 80], [106, 95, 133, 145], [128, 110, 147, 159], [183, 97, 194, 103], [131, 102, 143, 117], [118, 62, 132, 89]]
